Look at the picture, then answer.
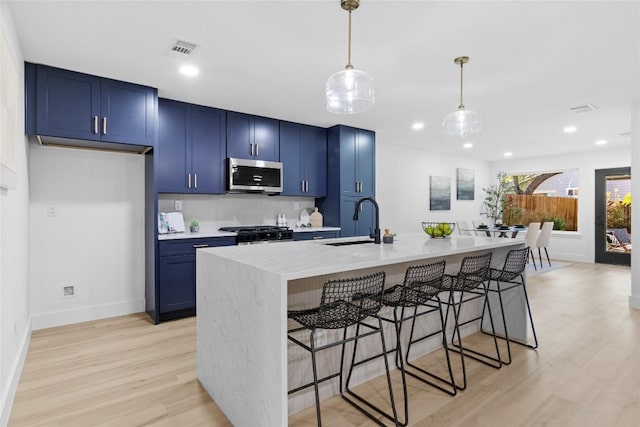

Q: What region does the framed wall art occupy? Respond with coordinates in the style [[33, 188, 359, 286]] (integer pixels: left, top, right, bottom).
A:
[[456, 168, 475, 200], [430, 176, 451, 210]]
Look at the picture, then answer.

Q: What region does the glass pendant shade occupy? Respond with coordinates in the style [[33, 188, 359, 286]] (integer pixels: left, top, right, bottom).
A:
[[325, 68, 375, 114], [443, 107, 481, 138]]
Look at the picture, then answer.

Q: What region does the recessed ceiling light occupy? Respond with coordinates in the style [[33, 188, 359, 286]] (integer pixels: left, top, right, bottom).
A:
[[595, 139, 607, 145], [463, 142, 473, 149], [412, 122, 424, 130], [563, 126, 577, 133], [504, 152, 513, 157], [179, 64, 199, 77]]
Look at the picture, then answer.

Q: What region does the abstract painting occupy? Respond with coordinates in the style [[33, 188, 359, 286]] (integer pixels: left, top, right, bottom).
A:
[[430, 176, 451, 210], [456, 168, 475, 200]]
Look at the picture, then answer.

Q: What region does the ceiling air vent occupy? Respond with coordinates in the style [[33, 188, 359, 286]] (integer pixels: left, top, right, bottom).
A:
[[569, 104, 597, 113], [170, 40, 197, 56], [619, 131, 631, 137]]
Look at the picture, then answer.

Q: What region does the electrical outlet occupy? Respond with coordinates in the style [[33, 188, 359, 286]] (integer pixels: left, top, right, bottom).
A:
[[62, 285, 76, 299], [175, 200, 183, 211], [294, 202, 300, 210]]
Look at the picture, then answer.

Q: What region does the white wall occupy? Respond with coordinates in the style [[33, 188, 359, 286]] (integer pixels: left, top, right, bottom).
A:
[[0, 3, 30, 425], [491, 147, 631, 263], [376, 143, 491, 234], [28, 143, 145, 330]]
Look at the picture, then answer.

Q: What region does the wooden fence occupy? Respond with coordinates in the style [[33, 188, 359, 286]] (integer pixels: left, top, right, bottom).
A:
[[506, 195, 578, 231]]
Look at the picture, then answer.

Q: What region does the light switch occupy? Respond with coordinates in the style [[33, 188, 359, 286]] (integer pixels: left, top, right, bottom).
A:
[[174, 200, 183, 211], [46, 203, 58, 217]]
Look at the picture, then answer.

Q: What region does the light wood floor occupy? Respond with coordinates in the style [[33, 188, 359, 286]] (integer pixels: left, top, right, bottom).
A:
[[9, 262, 639, 426]]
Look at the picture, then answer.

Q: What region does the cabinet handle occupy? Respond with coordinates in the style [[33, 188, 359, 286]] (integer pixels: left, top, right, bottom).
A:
[[301, 180, 305, 192], [356, 182, 359, 193], [93, 116, 99, 134], [188, 173, 192, 189], [255, 143, 259, 157], [359, 182, 363, 193], [192, 244, 209, 248], [102, 117, 107, 135], [194, 174, 198, 189], [250, 143, 254, 156], [312, 236, 324, 240], [306, 180, 309, 192]]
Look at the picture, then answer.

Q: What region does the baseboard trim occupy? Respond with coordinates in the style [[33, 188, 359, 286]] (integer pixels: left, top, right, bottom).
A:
[[0, 318, 31, 427], [31, 299, 145, 331]]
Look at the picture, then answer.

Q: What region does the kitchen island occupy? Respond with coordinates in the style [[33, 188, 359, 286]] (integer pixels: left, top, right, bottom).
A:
[[196, 234, 526, 426]]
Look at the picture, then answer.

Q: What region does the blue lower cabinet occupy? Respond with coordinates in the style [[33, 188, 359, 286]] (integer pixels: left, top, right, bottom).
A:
[[340, 196, 375, 238], [157, 237, 235, 320], [293, 231, 339, 241]]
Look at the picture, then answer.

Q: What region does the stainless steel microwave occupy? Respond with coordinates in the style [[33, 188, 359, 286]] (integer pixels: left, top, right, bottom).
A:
[[227, 158, 283, 193]]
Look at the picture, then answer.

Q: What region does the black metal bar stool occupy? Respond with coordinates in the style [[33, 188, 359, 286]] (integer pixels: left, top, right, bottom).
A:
[[442, 252, 501, 390], [372, 260, 457, 426], [287, 271, 400, 426], [482, 247, 539, 365]]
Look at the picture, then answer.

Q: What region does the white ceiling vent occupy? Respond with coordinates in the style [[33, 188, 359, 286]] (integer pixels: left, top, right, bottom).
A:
[[569, 104, 598, 113], [170, 40, 197, 56], [619, 131, 631, 137]]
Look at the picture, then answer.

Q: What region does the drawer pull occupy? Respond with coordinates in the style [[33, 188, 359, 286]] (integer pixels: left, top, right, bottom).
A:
[[192, 244, 209, 248], [312, 236, 324, 240]]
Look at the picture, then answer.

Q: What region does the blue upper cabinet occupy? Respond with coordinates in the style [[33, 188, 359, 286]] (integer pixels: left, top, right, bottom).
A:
[[157, 99, 226, 194], [31, 63, 156, 148], [227, 111, 279, 161], [335, 126, 375, 197], [280, 121, 327, 197]]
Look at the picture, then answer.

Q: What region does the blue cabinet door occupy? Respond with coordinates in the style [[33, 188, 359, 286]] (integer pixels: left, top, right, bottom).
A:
[[158, 254, 196, 313], [340, 196, 375, 238], [191, 105, 226, 194], [338, 127, 358, 196], [100, 78, 156, 146], [280, 122, 304, 195], [157, 100, 226, 194], [35, 66, 101, 141], [303, 125, 327, 197], [227, 112, 279, 161], [356, 129, 375, 197], [157, 99, 190, 193], [33, 64, 156, 147]]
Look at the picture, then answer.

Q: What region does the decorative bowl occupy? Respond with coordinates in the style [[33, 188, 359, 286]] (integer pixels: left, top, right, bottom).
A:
[[422, 222, 456, 238]]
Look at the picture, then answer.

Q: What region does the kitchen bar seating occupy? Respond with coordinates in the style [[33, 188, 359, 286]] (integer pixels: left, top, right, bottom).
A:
[[287, 271, 400, 426], [442, 252, 501, 390], [370, 261, 457, 425], [482, 247, 539, 365]]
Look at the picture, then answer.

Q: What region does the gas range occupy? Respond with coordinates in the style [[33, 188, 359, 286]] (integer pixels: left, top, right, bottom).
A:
[[218, 225, 294, 245]]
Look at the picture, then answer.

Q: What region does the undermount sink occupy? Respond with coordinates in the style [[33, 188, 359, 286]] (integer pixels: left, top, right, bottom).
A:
[[324, 239, 375, 247]]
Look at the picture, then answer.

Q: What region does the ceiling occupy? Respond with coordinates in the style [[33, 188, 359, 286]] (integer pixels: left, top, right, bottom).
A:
[[8, 1, 639, 161]]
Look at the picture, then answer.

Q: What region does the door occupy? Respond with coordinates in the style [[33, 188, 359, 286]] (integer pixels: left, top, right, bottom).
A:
[[595, 167, 631, 265], [157, 99, 190, 193], [191, 105, 226, 194]]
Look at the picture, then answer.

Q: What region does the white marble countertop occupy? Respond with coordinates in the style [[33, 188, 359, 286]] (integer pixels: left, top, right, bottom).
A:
[[199, 233, 523, 280], [158, 230, 237, 240], [291, 226, 341, 233]]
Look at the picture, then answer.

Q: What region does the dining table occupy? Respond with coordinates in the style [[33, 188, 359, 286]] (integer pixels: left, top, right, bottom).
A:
[[463, 225, 527, 238]]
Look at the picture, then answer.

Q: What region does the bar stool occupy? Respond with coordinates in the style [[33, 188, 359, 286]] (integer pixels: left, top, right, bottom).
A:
[[287, 271, 399, 426], [482, 247, 539, 365], [442, 252, 501, 390], [370, 261, 456, 426]]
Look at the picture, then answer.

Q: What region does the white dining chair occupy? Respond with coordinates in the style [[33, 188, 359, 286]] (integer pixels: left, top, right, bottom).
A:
[[524, 222, 541, 270], [457, 220, 472, 236], [536, 222, 554, 267]]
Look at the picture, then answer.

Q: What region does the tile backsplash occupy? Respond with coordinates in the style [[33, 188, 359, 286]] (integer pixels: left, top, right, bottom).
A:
[[158, 193, 317, 230]]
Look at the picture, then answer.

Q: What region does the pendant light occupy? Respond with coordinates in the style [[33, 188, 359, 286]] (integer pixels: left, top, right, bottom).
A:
[[443, 56, 481, 138], [326, 0, 374, 114]]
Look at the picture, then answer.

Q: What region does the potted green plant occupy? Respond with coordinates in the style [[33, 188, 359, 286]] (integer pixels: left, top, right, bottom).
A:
[[481, 171, 509, 226], [190, 219, 200, 233]]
